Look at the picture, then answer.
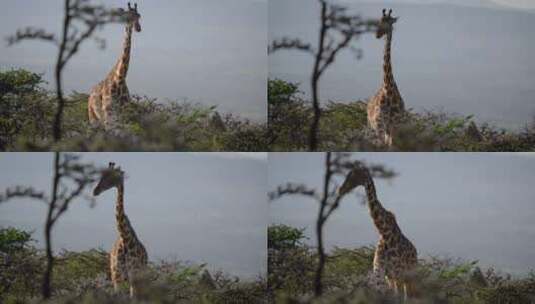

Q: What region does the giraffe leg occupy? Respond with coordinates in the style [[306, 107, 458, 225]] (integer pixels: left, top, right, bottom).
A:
[[110, 256, 120, 292], [88, 93, 101, 126], [110, 239, 127, 293], [403, 283, 409, 302], [385, 276, 395, 289], [392, 279, 399, 294], [385, 133, 393, 147], [129, 284, 135, 299], [101, 97, 116, 131], [405, 281, 417, 299], [128, 268, 140, 299], [88, 104, 98, 126]]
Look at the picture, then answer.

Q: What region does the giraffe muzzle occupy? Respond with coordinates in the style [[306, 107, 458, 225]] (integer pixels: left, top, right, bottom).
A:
[[338, 184, 351, 196], [93, 185, 103, 196]]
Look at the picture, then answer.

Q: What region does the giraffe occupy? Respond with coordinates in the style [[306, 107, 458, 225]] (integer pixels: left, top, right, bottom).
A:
[[338, 164, 417, 300], [93, 162, 148, 298], [88, 2, 141, 128], [367, 9, 405, 147]]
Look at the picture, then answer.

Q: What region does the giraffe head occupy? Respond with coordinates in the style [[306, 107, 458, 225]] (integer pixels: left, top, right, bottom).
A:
[[338, 164, 370, 196], [119, 2, 142, 32], [376, 9, 398, 39], [93, 162, 125, 196]]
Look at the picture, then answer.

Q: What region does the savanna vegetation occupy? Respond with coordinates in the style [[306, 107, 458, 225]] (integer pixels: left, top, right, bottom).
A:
[[0, 227, 267, 304], [0, 69, 267, 151], [268, 78, 535, 152], [268, 224, 535, 304]]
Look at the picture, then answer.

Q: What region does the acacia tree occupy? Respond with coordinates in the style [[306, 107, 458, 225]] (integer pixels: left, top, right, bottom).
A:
[[0, 153, 101, 299], [269, 152, 396, 296], [7, 0, 124, 142], [269, 0, 378, 151]]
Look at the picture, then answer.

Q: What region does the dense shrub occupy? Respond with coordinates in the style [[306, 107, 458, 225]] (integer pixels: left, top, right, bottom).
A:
[[0, 69, 267, 151], [268, 79, 535, 152], [267, 224, 535, 304], [0, 227, 267, 304]]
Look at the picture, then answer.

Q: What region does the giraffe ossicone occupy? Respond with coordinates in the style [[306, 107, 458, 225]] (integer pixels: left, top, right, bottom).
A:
[[87, 3, 141, 129], [93, 161, 148, 298], [367, 8, 405, 147]]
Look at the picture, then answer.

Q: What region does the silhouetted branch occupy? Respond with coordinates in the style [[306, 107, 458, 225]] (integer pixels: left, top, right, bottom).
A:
[[7, 0, 123, 142], [269, 0, 378, 150], [269, 183, 319, 201], [268, 38, 314, 55], [7, 28, 57, 46], [0, 152, 101, 299], [0, 187, 48, 203], [270, 152, 397, 297]]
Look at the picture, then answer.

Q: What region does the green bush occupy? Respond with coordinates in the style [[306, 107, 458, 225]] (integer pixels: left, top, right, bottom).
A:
[[0, 69, 45, 96], [267, 79, 535, 152], [0, 68, 268, 151], [0, 227, 33, 252], [0, 227, 267, 304], [268, 224, 307, 250], [268, 224, 535, 304], [0, 227, 44, 303]]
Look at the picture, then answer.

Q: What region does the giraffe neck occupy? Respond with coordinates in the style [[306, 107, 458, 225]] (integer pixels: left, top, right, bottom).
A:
[[363, 172, 391, 236], [382, 31, 396, 91], [115, 183, 134, 243], [112, 23, 133, 84]]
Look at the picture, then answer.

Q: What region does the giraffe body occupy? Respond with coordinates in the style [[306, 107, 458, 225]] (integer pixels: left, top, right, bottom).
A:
[[88, 78, 131, 127], [94, 162, 148, 298], [368, 9, 405, 147], [88, 3, 140, 128], [339, 165, 417, 299]]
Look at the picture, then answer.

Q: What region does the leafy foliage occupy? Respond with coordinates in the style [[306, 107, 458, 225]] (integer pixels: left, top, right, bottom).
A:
[[0, 227, 33, 252], [0, 69, 267, 151], [0, 69, 45, 97], [0, 227, 267, 304], [268, 224, 535, 304], [269, 1, 378, 151], [267, 79, 535, 152], [268, 224, 308, 251]]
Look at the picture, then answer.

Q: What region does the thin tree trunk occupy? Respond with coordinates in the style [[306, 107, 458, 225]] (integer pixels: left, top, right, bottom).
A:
[[42, 152, 61, 299], [309, 1, 327, 151], [314, 152, 332, 296], [310, 74, 320, 151], [53, 0, 71, 142], [314, 215, 326, 296]]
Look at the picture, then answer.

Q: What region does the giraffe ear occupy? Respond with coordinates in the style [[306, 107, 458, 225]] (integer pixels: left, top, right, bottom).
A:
[[382, 8, 386, 17]]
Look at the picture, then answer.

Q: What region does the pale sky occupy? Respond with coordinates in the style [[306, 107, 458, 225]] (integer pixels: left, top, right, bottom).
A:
[[342, 0, 535, 9], [490, 0, 535, 9]]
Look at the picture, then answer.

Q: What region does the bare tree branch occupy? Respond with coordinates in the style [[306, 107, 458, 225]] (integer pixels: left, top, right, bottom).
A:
[[268, 0, 379, 150], [0, 152, 101, 299], [0, 187, 48, 203], [268, 183, 319, 201], [7, 0, 123, 142], [268, 38, 314, 55]]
